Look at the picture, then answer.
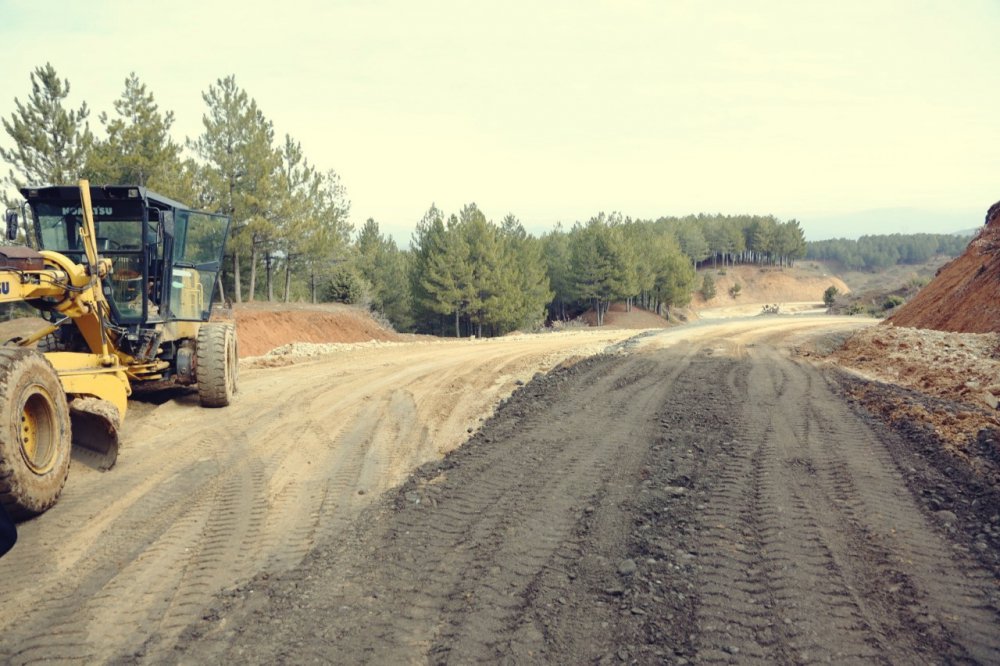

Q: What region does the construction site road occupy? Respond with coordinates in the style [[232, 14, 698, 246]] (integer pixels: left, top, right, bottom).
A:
[[2, 315, 998, 664]]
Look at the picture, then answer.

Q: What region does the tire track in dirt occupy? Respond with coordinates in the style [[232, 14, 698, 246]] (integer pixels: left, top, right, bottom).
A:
[[354, 353, 684, 663], [5, 421, 286, 663], [168, 331, 1000, 664], [693, 351, 882, 663], [169, 349, 700, 664], [690, 345, 999, 664], [797, 380, 1000, 663], [0, 363, 419, 662], [0, 330, 640, 664]]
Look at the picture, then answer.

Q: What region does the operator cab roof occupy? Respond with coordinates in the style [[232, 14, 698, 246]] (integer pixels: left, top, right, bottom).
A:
[[20, 184, 190, 212]]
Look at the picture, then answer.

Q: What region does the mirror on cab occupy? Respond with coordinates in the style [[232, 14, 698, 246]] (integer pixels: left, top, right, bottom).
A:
[[4, 210, 17, 241]]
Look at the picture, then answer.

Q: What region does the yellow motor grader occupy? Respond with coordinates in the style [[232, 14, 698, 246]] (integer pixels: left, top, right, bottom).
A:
[[0, 180, 237, 518]]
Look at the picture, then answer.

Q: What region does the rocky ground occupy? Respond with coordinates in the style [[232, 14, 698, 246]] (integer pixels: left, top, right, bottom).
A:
[[228, 301, 407, 357], [830, 326, 1000, 452], [824, 325, 1000, 585]]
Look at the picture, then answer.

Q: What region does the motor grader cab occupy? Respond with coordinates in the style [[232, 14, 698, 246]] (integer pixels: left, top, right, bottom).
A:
[[0, 181, 238, 519]]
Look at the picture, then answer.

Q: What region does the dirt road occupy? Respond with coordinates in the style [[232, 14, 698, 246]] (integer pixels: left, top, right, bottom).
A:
[[0, 327, 641, 663], [2, 315, 998, 663]]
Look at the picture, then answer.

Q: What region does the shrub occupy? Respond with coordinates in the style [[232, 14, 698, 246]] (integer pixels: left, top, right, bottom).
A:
[[883, 294, 905, 310], [846, 303, 865, 315], [700, 274, 717, 300], [823, 285, 839, 307], [323, 265, 371, 305], [728, 283, 742, 299]]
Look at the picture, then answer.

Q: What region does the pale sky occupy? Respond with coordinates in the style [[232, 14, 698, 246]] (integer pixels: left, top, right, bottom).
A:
[[1, 0, 997, 244]]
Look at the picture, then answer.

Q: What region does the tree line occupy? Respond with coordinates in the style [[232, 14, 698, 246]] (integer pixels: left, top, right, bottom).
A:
[[0, 63, 966, 336], [806, 233, 970, 270], [1, 64, 351, 307], [350, 211, 809, 334]]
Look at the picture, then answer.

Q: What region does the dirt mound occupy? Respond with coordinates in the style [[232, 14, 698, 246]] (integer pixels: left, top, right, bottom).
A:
[[694, 265, 849, 309], [230, 302, 404, 358], [888, 212, 1000, 333], [832, 325, 1000, 451], [0, 304, 401, 360]]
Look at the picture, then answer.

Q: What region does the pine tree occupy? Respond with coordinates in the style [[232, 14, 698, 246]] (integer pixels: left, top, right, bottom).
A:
[[300, 169, 352, 303], [541, 226, 573, 321], [457, 204, 501, 338], [604, 221, 639, 307], [354, 218, 412, 329], [570, 218, 616, 325], [85, 73, 188, 197], [774, 219, 806, 267], [409, 205, 447, 333], [1, 63, 93, 194], [423, 219, 473, 337], [411, 206, 472, 336], [700, 273, 717, 301], [495, 214, 552, 333], [651, 234, 695, 317], [273, 134, 338, 302], [676, 222, 710, 267], [355, 218, 383, 291], [190, 75, 281, 302], [747, 217, 778, 264]]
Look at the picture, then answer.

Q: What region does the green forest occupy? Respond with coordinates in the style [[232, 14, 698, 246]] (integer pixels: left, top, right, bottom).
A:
[[0, 65, 972, 336], [806, 234, 969, 270]]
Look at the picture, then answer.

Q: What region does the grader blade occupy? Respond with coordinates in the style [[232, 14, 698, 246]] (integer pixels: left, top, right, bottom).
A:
[[68, 397, 121, 471]]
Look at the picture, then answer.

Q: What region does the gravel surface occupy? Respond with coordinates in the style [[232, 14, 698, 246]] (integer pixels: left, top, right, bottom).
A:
[[169, 338, 1000, 665], [833, 325, 1000, 452]]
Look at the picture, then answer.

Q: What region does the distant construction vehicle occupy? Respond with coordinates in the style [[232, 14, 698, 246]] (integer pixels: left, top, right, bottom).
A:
[[0, 180, 237, 518]]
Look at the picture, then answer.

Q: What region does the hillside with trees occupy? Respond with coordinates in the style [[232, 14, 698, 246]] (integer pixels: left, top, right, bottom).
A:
[[0, 64, 970, 336], [806, 233, 969, 270]]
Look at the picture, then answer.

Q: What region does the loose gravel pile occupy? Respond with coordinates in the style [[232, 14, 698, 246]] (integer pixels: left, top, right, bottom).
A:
[[835, 325, 1000, 409], [832, 325, 1000, 454]]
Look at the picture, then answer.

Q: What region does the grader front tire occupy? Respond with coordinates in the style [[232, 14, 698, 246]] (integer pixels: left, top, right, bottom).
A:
[[0, 347, 72, 519], [196, 323, 238, 408]]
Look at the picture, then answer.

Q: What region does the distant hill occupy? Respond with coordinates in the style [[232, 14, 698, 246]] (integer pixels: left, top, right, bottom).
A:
[[827, 255, 952, 293], [799, 207, 982, 241], [693, 265, 849, 309]]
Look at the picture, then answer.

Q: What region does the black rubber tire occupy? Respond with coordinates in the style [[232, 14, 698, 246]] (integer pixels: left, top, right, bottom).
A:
[[37, 324, 85, 354], [36, 335, 59, 353], [0, 347, 72, 519], [196, 323, 238, 408]]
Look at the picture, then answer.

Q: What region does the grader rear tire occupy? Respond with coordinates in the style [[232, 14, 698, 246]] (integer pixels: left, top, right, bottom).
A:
[[196, 323, 238, 408], [0, 347, 72, 519]]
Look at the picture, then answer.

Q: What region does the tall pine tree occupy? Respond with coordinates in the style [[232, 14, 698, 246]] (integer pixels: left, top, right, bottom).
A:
[[1, 63, 92, 194], [190, 75, 281, 302], [85, 72, 191, 199]]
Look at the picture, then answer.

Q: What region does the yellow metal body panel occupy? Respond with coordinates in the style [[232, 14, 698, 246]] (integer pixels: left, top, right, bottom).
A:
[[0, 249, 116, 363], [164, 320, 200, 343], [168, 267, 205, 320], [45, 352, 130, 421]]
